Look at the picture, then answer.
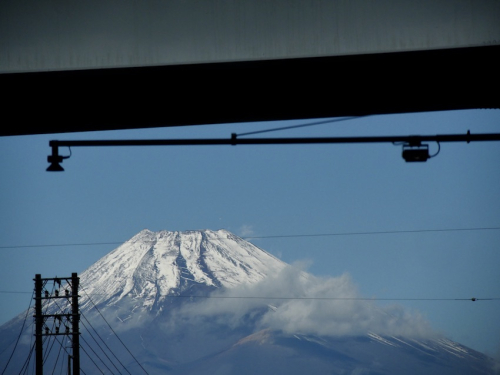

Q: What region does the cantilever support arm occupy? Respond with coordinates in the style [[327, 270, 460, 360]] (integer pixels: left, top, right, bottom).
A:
[[47, 131, 500, 170], [48, 131, 500, 148]]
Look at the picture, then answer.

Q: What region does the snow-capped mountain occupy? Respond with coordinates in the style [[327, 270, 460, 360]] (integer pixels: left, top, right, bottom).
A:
[[0, 229, 496, 374], [80, 229, 286, 311]]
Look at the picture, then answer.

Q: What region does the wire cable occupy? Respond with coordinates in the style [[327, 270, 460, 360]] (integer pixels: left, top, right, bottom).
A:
[[79, 335, 110, 375], [80, 311, 130, 375], [429, 141, 441, 158], [80, 314, 125, 375], [1, 289, 498, 302], [151, 295, 500, 302], [18, 342, 36, 375], [58, 350, 65, 375], [80, 287, 149, 375], [0, 242, 123, 250], [1, 226, 499, 250], [236, 116, 366, 137], [51, 337, 65, 375], [52, 335, 88, 375], [242, 227, 500, 240], [80, 344, 106, 375], [0, 290, 34, 375], [43, 318, 58, 363]]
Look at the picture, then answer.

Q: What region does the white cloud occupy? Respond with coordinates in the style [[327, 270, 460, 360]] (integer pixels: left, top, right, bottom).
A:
[[175, 263, 435, 339]]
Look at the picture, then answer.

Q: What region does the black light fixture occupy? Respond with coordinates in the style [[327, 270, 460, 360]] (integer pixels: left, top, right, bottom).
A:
[[402, 144, 430, 162], [46, 146, 71, 172], [46, 146, 64, 171]]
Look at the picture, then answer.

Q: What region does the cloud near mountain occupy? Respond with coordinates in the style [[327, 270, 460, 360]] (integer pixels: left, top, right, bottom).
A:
[[174, 261, 434, 339]]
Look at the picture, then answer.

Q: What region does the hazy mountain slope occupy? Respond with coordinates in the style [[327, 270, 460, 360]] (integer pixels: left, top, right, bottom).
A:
[[174, 330, 492, 375]]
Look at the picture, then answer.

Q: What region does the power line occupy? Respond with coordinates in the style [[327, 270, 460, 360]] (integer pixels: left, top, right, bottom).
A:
[[144, 295, 500, 302], [80, 327, 122, 375], [0, 290, 32, 294], [243, 227, 500, 239], [80, 312, 129, 375], [18, 342, 36, 375], [51, 335, 88, 375], [0, 290, 34, 375], [236, 116, 366, 137], [0, 242, 122, 250], [51, 338, 65, 375], [80, 287, 149, 375], [1, 226, 499, 250], [1, 289, 498, 302], [79, 342, 107, 375]]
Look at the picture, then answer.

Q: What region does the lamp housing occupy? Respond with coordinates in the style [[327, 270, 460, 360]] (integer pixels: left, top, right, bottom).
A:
[[402, 144, 429, 162], [46, 147, 65, 171]]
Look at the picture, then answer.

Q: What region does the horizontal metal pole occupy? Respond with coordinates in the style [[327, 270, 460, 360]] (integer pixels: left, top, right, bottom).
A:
[[49, 132, 500, 148]]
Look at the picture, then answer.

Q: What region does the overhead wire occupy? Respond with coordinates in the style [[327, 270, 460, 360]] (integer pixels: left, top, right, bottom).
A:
[[80, 286, 150, 375], [18, 342, 36, 375], [58, 352, 65, 375], [51, 337, 65, 375], [157, 295, 500, 301], [242, 226, 500, 240], [236, 116, 367, 137], [43, 300, 65, 372], [1, 290, 498, 301], [43, 318, 58, 362], [27, 312, 35, 374], [79, 313, 127, 375], [51, 335, 88, 375], [79, 343, 107, 375], [1, 226, 499, 250], [79, 334, 111, 375], [0, 290, 34, 375]]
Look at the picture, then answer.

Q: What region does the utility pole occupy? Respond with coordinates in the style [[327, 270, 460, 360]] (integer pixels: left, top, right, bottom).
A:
[[71, 273, 80, 375], [33, 273, 80, 375], [34, 274, 43, 375]]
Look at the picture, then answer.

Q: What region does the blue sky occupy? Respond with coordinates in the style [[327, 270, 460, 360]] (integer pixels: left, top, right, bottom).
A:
[[1, 109, 499, 355]]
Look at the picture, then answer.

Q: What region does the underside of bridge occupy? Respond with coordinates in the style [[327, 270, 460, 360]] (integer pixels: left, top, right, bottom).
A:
[[1, 1, 499, 136], [2, 44, 499, 137]]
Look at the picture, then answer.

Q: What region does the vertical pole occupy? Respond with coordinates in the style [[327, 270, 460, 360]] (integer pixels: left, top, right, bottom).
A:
[[34, 274, 43, 375], [71, 273, 80, 375], [68, 355, 72, 375]]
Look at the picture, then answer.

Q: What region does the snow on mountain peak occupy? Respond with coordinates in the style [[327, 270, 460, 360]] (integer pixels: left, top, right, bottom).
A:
[[80, 229, 286, 310]]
